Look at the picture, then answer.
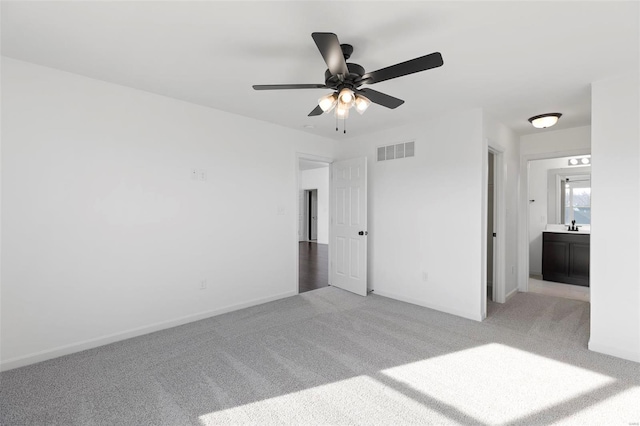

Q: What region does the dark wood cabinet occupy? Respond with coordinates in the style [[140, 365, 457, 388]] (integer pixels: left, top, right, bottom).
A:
[[542, 232, 590, 287]]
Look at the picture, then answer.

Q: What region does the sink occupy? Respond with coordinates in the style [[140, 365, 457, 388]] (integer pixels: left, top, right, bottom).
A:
[[545, 224, 590, 234]]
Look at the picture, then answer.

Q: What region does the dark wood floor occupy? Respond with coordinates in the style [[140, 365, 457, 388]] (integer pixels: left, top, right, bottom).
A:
[[299, 242, 329, 293]]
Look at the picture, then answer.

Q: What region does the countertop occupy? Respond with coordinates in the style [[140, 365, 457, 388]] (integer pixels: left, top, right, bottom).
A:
[[543, 229, 591, 235]]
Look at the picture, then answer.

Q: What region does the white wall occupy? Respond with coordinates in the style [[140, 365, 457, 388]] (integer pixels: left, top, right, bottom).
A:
[[589, 72, 640, 362], [521, 126, 592, 157], [483, 114, 520, 300], [335, 109, 485, 321], [298, 167, 329, 244], [0, 58, 335, 370]]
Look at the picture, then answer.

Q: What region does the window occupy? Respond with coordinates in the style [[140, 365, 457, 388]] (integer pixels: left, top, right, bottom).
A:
[[562, 178, 591, 224]]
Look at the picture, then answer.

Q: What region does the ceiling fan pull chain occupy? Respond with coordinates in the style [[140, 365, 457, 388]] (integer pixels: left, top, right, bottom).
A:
[[344, 118, 347, 134], [336, 115, 338, 132]]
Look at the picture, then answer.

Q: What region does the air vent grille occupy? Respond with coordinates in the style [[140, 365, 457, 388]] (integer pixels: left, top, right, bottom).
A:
[[377, 141, 415, 162]]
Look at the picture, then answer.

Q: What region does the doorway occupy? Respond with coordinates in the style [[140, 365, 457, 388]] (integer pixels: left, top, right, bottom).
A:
[[483, 143, 506, 319], [487, 151, 496, 301], [297, 156, 330, 294], [304, 189, 318, 241], [525, 154, 591, 301]]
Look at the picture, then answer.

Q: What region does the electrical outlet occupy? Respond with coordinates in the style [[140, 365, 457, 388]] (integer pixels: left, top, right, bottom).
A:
[[199, 280, 207, 290], [191, 169, 198, 180], [198, 169, 207, 181]]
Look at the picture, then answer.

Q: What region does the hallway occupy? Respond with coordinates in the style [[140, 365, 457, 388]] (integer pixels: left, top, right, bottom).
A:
[[299, 242, 329, 293]]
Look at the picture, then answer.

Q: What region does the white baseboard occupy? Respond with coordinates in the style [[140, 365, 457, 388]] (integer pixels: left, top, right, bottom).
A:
[[505, 287, 518, 301], [0, 290, 297, 372], [588, 340, 640, 363], [373, 290, 482, 322]]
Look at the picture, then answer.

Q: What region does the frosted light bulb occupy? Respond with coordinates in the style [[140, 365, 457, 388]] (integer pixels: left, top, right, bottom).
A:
[[318, 93, 337, 113], [355, 95, 371, 114], [335, 103, 350, 119], [338, 88, 355, 108]]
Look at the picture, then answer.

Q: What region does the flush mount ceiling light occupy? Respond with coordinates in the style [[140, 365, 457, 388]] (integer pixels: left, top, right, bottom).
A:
[[528, 113, 562, 129]]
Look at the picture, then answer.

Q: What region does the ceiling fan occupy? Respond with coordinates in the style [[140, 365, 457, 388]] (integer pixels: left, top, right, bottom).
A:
[[252, 32, 444, 128]]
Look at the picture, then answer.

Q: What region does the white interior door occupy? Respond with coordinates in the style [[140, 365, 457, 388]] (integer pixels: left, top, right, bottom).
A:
[[330, 157, 368, 296]]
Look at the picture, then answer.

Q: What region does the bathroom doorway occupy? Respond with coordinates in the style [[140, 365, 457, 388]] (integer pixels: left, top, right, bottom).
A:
[[526, 154, 591, 301]]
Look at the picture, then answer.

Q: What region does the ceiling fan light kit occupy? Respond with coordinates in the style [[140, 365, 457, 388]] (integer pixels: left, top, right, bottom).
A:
[[354, 95, 371, 115], [253, 32, 444, 133], [528, 112, 562, 129], [335, 102, 350, 119], [339, 88, 354, 106], [318, 93, 338, 112]]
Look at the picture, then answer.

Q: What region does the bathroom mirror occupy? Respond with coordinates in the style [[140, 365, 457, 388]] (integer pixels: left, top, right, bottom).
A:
[[548, 169, 591, 225]]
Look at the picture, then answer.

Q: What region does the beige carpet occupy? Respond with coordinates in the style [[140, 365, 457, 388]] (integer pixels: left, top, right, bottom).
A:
[[1, 287, 639, 425]]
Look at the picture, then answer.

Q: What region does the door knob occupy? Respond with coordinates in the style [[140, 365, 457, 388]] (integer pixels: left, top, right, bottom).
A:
[[358, 231, 368, 235]]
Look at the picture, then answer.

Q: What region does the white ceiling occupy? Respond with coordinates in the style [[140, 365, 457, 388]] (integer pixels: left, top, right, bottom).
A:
[[2, 1, 638, 140]]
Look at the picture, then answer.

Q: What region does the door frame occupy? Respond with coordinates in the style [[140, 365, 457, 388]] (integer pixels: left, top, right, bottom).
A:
[[295, 153, 333, 294], [517, 148, 591, 292], [481, 141, 506, 318]]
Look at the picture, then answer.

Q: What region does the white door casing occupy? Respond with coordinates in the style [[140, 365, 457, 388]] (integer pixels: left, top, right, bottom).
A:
[[330, 157, 368, 296]]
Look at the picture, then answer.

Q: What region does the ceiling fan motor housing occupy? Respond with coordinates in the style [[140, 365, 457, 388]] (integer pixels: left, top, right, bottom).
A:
[[324, 63, 365, 89]]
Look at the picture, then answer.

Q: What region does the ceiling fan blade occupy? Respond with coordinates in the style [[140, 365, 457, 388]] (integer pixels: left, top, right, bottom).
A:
[[360, 52, 443, 85], [355, 88, 404, 109], [311, 32, 349, 76], [253, 84, 327, 90], [308, 105, 324, 116]]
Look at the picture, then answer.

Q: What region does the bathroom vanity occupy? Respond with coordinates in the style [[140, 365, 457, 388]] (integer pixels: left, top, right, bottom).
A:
[[542, 230, 590, 287]]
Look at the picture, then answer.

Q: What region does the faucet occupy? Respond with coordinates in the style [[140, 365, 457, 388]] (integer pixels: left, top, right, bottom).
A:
[[567, 220, 581, 231]]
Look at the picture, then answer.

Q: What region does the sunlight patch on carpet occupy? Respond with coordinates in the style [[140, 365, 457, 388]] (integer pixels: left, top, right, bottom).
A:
[[379, 343, 615, 425], [197, 375, 453, 425]]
